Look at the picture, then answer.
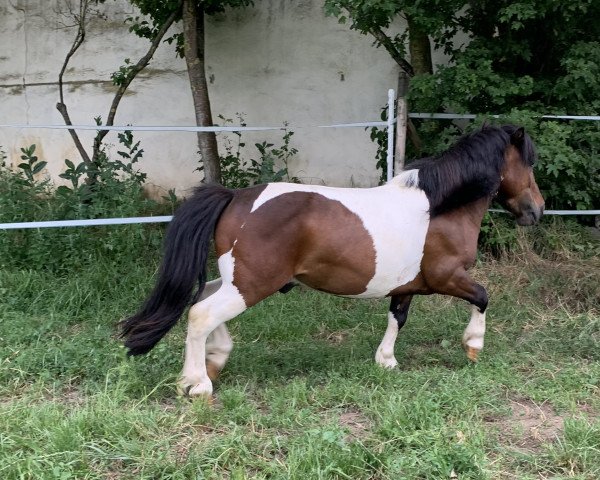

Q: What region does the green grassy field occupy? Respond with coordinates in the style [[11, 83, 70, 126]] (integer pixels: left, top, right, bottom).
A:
[[1, 226, 599, 479]]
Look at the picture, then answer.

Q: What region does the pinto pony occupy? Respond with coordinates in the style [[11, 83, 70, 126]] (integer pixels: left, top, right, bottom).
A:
[[121, 125, 544, 398]]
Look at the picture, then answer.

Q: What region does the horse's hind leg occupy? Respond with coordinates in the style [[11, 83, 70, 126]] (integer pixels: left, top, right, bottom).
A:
[[197, 279, 234, 381], [179, 282, 246, 398], [205, 324, 233, 381], [376, 295, 413, 368]]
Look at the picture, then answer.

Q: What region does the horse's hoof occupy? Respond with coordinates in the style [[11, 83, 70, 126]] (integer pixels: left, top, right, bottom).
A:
[[465, 346, 480, 362], [206, 360, 222, 382], [190, 392, 214, 405], [375, 356, 398, 369], [177, 381, 213, 403]]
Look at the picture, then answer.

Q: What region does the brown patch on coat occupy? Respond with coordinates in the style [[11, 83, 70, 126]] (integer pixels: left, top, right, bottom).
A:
[[206, 360, 221, 382], [215, 190, 377, 306], [390, 198, 491, 305]]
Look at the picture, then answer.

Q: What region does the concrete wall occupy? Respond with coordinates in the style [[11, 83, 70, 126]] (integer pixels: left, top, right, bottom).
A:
[[0, 0, 431, 196]]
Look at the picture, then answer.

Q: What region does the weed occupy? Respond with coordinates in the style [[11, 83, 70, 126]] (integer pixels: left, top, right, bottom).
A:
[[217, 115, 299, 188]]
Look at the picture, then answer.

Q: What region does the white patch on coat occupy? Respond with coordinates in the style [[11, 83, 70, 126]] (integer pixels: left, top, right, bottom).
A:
[[375, 311, 399, 368], [390, 169, 419, 187], [250, 172, 430, 297], [205, 323, 233, 369]]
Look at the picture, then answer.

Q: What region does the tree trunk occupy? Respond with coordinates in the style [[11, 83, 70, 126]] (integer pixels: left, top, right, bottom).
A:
[[405, 17, 431, 153], [182, 0, 221, 184], [407, 17, 433, 75]]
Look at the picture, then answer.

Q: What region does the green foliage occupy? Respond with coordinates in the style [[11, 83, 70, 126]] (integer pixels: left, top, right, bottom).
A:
[[478, 213, 518, 257], [0, 133, 170, 274], [127, 0, 254, 58], [328, 0, 600, 211], [218, 115, 299, 188], [406, 2, 600, 210], [529, 120, 599, 210], [110, 58, 135, 86], [369, 107, 391, 185], [17, 145, 48, 186]]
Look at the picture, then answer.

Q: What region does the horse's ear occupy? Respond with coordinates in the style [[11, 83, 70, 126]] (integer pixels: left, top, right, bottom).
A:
[[511, 127, 525, 145]]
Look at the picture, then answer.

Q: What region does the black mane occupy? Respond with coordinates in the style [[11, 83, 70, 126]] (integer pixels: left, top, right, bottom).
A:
[[405, 125, 536, 217]]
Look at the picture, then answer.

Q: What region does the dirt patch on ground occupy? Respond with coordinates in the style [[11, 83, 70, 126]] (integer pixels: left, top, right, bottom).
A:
[[339, 409, 371, 441], [314, 326, 352, 345], [485, 397, 563, 453]]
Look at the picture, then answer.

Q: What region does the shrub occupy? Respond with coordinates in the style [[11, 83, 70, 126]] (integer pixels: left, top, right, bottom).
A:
[[0, 133, 169, 274], [217, 115, 299, 188]]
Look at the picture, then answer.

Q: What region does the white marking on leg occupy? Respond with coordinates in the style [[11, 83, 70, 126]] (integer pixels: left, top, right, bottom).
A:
[[249, 178, 430, 298], [205, 323, 233, 369], [180, 250, 246, 397], [375, 312, 399, 369], [198, 279, 234, 371], [199, 278, 222, 300], [462, 305, 486, 351]]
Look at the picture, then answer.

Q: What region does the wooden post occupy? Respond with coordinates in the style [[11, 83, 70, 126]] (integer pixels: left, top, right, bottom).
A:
[[394, 73, 409, 174]]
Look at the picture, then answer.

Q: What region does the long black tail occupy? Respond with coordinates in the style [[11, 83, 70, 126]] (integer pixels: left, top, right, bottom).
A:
[[120, 184, 234, 356]]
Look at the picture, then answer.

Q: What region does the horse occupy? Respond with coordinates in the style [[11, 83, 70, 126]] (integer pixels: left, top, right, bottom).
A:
[[120, 124, 545, 398]]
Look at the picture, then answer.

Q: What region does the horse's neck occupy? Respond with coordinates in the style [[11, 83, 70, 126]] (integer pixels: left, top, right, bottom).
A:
[[448, 196, 492, 229], [466, 196, 493, 227]]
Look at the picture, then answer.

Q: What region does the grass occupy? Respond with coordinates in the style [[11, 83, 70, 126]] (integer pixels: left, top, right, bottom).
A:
[[0, 223, 599, 479]]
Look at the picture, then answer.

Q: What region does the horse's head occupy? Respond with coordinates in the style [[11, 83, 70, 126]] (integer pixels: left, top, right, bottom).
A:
[[497, 127, 545, 226]]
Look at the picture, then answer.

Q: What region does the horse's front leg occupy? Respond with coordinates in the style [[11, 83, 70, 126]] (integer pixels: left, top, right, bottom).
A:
[[432, 268, 488, 361], [375, 295, 413, 368]]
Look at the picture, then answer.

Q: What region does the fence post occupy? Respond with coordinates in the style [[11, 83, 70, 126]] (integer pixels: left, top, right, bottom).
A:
[[394, 73, 409, 173], [386, 89, 395, 182]]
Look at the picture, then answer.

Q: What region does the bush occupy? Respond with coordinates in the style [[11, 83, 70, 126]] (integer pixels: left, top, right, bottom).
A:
[[0, 133, 171, 274], [217, 115, 299, 188]]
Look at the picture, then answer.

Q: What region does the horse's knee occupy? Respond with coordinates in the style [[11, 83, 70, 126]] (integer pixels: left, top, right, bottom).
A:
[[471, 285, 488, 313]]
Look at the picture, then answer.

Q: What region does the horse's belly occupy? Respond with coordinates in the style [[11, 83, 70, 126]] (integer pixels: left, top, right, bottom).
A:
[[343, 235, 428, 298]]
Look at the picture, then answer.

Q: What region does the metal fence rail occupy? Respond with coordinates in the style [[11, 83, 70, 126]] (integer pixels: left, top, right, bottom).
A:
[[1, 95, 597, 230], [2, 210, 599, 230]]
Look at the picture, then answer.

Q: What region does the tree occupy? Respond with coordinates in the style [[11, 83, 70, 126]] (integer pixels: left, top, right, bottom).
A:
[[56, 0, 179, 186], [407, 0, 600, 210], [325, 0, 600, 210], [324, 0, 464, 156], [324, 1, 464, 78], [128, 0, 253, 184]]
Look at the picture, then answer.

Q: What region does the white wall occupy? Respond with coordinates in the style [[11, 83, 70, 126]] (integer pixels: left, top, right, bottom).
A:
[[0, 0, 431, 196]]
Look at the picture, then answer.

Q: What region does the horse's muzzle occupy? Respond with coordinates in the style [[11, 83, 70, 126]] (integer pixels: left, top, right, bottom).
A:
[[516, 204, 544, 226]]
